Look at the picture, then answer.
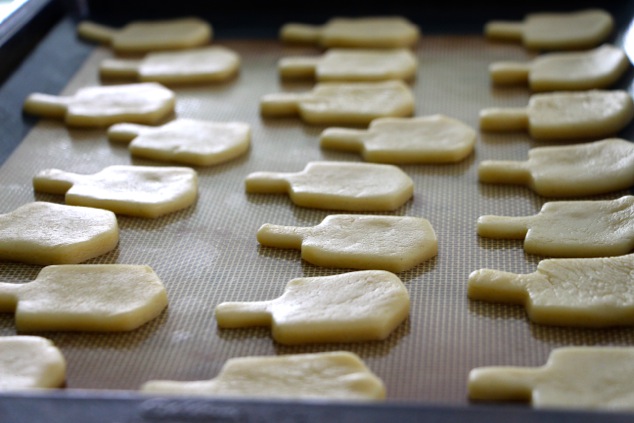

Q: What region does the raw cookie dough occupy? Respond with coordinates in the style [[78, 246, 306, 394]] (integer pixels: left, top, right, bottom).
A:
[[141, 351, 386, 401], [99, 46, 240, 85], [260, 80, 414, 126], [77, 17, 212, 53], [0, 336, 66, 390], [257, 214, 437, 272], [469, 347, 634, 410], [477, 195, 634, 257], [245, 161, 413, 211], [490, 44, 630, 91], [33, 165, 198, 218], [0, 202, 118, 265], [479, 89, 634, 141], [468, 253, 634, 327], [484, 9, 614, 50], [280, 16, 420, 48], [0, 264, 168, 331], [278, 48, 417, 82], [478, 138, 634, 197], [215, 270, 409, 344], [320, 114, 475, 163], [23, 83, 176, 127], [108, 118, 250, 166]]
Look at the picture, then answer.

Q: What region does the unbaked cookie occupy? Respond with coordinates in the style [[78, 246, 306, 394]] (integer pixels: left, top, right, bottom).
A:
[[0, 336, 66, 390]]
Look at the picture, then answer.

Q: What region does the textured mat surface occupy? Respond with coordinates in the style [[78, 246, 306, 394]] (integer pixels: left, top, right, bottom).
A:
[[1, 35, 633, 406]]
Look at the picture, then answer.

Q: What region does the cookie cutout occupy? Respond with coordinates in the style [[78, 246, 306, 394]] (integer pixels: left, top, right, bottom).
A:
[[478, 138, 634, 197], [108, 119, 250, 166], [320, 115, 475, 163], [280, 16, 420, 48], [0, 264, 168, 332], [490, 44, 629, 91], [141, 351, 385, 401], [260, 80, 414, 126], [478, 195, 634, 257], [469, 253, 634, 327], [279, 48, 417, 82], [0, 336, 66, 390], [479, 89, 634, 140], [100, 46, 240, 85], [245, 161, 413, 211], [77, 17, 212, 53], [257, 214, 437, 272], [23, 83, 176, 127], [485, 9, 614, 50], [469, 347, 634, 410], [216, 270, 409, 344], [33, 165, 198, 218], [0, 202, 118, 265]]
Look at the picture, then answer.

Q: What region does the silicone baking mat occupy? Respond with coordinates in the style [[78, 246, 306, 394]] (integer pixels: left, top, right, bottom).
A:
[[1, 31, 633, 407]]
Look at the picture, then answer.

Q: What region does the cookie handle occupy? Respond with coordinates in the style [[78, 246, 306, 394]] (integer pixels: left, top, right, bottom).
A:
[[278, 56, 320, 79], [260, 93, 306, 117], [467, 269, 531, 304], [477, 215, 532, 238], [33, 169, 81, 194], [320, 128, 366, 152], [245, 172, 291, 193], [478, 160, 530, 185], [468, 366, 537, 402], [280, 23, 322, 44], [76, 21, 117, 44], [256, 224, 312, 249], [108, 123, 149, 143], [215, 301, 273, 328], [23, 93, 70, 118], [489, 62, 531, 85], [100, 58, 143, 79], [484, 21, 525, 41], [0, 283, 21, 312], [479, 107, 529, 132]]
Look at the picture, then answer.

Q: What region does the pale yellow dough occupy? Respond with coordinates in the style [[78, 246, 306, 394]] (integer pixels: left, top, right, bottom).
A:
[[257, 215, 437, 272], [478, 195, 634, 257], [23, 83, 176, 127], [77, 17, 212, 53], [33, 165, 198, 218], [484, 9, 614, 50], [320, 115, 475, 163], [280, 16, 420, 48], [0, 264, 168, 332], [468, 253, 634, 327], [0, 202, 118, 265], [215, 270, 409, 344], [260, 80, 414, 126], [141, 351, 385, 401], [278, 48, 417, 82], [479, 89, 634, 140], [100, 46, 240, 85], [469, 347, 634, 410], [490, 44, 629, 91], [108, 119, 250, 166], [0, 336, 66, 390], [245, 161, 413, 211], [478, 138, 634, 197]]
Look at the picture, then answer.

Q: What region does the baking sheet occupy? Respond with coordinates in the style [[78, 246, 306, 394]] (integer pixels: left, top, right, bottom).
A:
[[1, 11, 634, 412]]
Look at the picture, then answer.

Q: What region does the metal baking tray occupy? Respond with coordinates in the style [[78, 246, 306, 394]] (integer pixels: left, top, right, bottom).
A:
[[1, 1, 634, 421]]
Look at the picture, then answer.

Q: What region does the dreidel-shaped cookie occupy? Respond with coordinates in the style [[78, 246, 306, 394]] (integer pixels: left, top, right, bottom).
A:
[[141, 351, 386, 401], [490, 44, 629, 91], [77, 17, 212, 53], [33, 165, 198, 218], [257, 215, 437, 272], [320, 115, 475, 164], [246, 161, 413, 211], [0, 336, 66, 390], [478, 138, 634, 197], [215, 270, 409, 344], [479, 90, 633, 140], [468, 253, 634, 327], [484, 9, 614, 50], [478, 195, 634, 257], [108, 118, 250, 166], [99, 46, 240, 85], [469, 347, 634, 410], [260, 80, 414, 126], [0, 202, 118, 265], [280, 16, 420, 48], [0, 264, 168, 331], [279, 48, 417, 82], [23, 83, 176, 127]]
